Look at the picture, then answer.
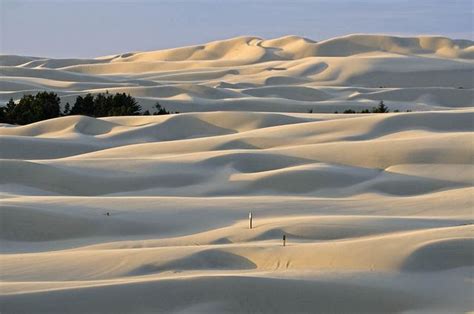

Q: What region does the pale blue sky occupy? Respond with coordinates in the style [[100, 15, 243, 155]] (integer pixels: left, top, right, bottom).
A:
[[1, 0, 472, 58]]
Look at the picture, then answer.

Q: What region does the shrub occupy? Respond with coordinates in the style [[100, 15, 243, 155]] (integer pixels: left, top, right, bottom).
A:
[[338, 101, 391, 114], [153, 102, 170, 115]]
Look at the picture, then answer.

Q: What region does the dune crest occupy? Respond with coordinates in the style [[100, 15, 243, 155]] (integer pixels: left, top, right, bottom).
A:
[[1, 34, 473, 113]]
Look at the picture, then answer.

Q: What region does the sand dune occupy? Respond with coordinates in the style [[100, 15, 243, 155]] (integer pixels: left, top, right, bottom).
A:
[[1, 34, 473, 113], [1, 109, 473, 312], [1, 34, 473, 313]]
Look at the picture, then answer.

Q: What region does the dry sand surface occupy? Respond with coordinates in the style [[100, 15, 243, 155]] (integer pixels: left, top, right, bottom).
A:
[[1, 34, 474, 113], [0, 34, 473, 313]]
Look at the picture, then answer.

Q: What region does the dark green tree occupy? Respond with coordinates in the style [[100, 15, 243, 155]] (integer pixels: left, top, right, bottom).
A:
[[5, 98, 16, 114], [70, 94, 95, 116], [372, 100, 389, 113], [108, 93, 141, 116], [35, 92, 61, 119], [63, 102, 71, 116], [153, 102, 170, 115], [0, 106, 7, 123], [93, 92, 110, 117], [70, 92, 141, 117], [2, 91, 174, 124], [6, 92, 61, 125], [0, 98, 16, 123]]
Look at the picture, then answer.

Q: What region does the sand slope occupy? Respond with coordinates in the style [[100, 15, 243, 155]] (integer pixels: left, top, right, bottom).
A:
[[1, 109, 473, 313], [1, 34, 473, 113], [1, 34, 474, 313]]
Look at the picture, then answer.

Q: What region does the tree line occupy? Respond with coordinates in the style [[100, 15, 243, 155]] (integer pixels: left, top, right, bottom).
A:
[[308, 101, 411, 114], [1, 93, 410, 126], [0, 91, 173, 125]]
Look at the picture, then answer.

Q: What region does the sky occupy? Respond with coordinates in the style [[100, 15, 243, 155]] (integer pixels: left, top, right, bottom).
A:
[[1, 0, 472, 58]]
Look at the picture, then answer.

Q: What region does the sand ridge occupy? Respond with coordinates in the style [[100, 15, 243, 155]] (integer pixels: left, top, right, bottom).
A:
[[1, 110, 473, 313], [1, 34, 473, 113]]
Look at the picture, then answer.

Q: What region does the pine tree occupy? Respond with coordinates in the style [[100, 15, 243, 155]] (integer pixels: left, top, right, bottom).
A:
[[63, 102, 71, 115], [373, 100, 389, 113], [153, 102, 170, 115], [70, 94, 95, 116]]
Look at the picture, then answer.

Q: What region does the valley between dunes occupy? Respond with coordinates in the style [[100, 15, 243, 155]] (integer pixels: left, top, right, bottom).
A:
[[0, 34, 473, 313]]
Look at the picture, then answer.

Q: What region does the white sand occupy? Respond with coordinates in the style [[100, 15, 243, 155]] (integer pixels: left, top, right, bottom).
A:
[[0, 34, 473, 313], [1, 34, 473, 112]]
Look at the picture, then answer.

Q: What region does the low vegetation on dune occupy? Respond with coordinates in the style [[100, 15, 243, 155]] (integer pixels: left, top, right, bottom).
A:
[[338, 101, 391, 114], [308, 101, 410, 114], [0, 92, 173, 125], [2, 92, 404, 125]]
